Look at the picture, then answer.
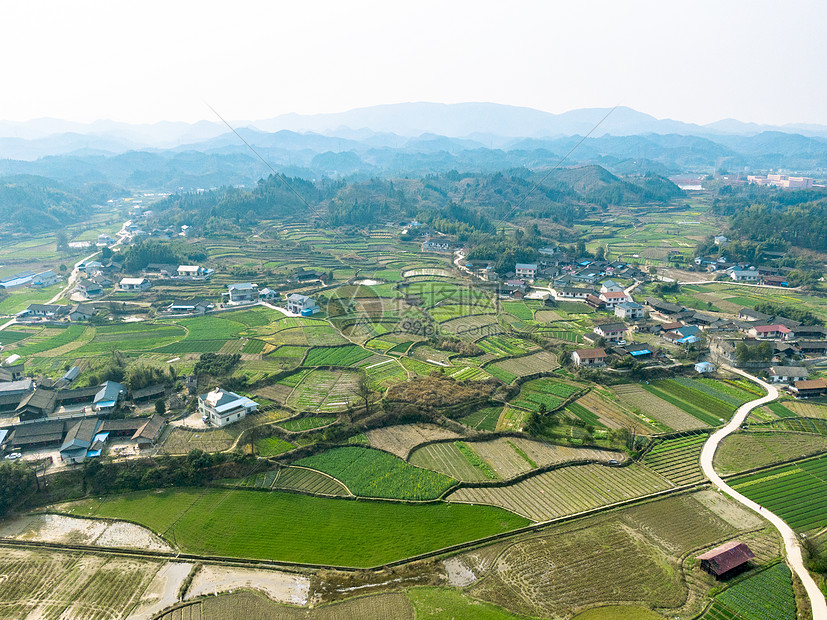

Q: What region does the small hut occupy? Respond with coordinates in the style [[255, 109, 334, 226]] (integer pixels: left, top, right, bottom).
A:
[[697, 542, 755, 577]]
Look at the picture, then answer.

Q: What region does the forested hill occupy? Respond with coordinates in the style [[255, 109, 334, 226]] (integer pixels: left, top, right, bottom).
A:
[[711, 184, 827, 253], [152, 166, 683, 235], [0, 175, 123, 233]]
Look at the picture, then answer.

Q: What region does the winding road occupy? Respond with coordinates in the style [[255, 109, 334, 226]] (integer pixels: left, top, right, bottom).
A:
[[699, 366, 827, 619]]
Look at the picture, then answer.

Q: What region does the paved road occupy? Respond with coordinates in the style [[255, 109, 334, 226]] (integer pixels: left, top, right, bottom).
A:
[[699, 366, 827, 619]]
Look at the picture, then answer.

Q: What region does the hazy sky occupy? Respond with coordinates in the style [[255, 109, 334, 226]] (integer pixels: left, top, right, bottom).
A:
[[2, 0, 825, 125]]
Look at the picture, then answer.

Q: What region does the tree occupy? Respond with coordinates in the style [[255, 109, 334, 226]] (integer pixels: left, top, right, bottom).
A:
[[154, 399, 166, 414], [357, 373, 373, 416], [0, 462, 36, 517], [594, 246, 605, 260], [55, 230, 68, 253]]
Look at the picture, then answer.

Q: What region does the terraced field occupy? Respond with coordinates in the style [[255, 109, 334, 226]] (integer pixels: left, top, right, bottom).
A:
[[613, 384, 705, 432], [476, 335, 537, 357], [239, 466, 351, 496], [510, 377, 580, 412], [285, 369, 360, 412], [643, 434, 707, 485], [715, 431, 827, 475], [648, 379, 734, 425], [448, 463, 672, 521], [296, 446, 458, 500], [304, 344, 373, 367], [409, 441, 493, 482], [730, 453, 827, 532], [459, 406, 503, 431], [279, 415, 336, 432], [365, 423, 462, 459], [703, 562, 795, 620], [783, 401, 827, 419], [571, 390, 641, 430], [485, 350, 559, 384]]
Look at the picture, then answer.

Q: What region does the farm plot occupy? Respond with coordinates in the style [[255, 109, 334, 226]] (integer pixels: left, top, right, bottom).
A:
[[571, 390, 643, 430], [535, 309, 564, 322], [408, 441, 494, 482], [279, 416, 336, 432], [10, 324, 87, 356], [730, 454, 827, 532], [240, 466, 351, 496], [365, 423, 462, 459], [440, 314, 501, 336], [649, 379, 734, 425], [295, 446, 458, 500], [476, 335, 537, 357], [715, 431, 827, 475], [679, 377, 757, 406], [254, 436, 295, 456], [510, 377, 580, 412], [0, 547, 161, 620], [285, 369, 360, 412], [446, 365, 491, 381], [643, 434, 707, 485], [613, 384, 706, 432], [59, 488, 528, 567], [763, 417, 827, 435], [486, 350, 559, 384], [304, 345, 373, 367], [469, 497, 736, 619], [459, 406, 503, 431], [708, 562, 796, 620], [447, 463, 672, 521], [783, 401, 827, 419], [501, 301, 536, 320]]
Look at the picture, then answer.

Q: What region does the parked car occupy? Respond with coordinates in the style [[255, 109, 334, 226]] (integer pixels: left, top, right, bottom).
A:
[[4, 452, 22, 461]]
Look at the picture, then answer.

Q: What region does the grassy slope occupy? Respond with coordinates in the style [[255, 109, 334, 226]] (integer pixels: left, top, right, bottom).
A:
[[59, 487, 528, 567]]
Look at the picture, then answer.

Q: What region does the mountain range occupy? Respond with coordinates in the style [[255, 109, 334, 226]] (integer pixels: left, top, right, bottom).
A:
[[2, 103, 827, 161]]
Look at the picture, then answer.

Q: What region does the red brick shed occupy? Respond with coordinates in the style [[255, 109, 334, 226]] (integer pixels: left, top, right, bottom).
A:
[[697, 541, 755, 577]]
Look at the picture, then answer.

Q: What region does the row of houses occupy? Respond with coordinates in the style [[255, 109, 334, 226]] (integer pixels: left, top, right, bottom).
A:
[[16, 303, 97, 323], [0, 270, 61, 290]]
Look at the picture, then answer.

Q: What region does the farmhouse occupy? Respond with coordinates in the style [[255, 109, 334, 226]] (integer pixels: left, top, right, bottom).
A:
[[556, 287, 594, 300], [799, 341, 827, 355], [69, 303, 97, 322], [571, 348, 607, 367], [144, 263, 178, 277], [16, 388, 58, 419], [593, 323, 627, 342], [176, 265, 212, 278], [31, 270, 60, 288], [258, 287, 279, 301], [0, 360, 25, 382], [119, 277, 151, 291], [287, 293, 319, 315], [76, 279, 104, 298], [790, 379, 827, 398], [165, 300, 212, 315], [694, 361, 715, 373], [227, 282, 259, 304], [599, 291, 630, 308], [748, 324, 793, 340], [768, 366, 808, 384], [585, 294, 606, 310], [600, 280, 624, 294], [730, 269, 760, 283], [515, 263, 538, 280], [198, 388, 259, 427], [0, 379, 34, 412], [739, 308, 772, 323], [615, 301, 644, 320], [0, 271, 34, 289], [131, 384, 166, 404], [18, 303, 70, 320], [697, 542, 755, 577]]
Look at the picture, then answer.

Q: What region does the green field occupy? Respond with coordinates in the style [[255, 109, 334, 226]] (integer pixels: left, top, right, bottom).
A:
[[730, 454, 827, 532], [706, 562, 795, 620], [304, 344, 373, 366], [279, 415, 336, 431], [59, 488, 528, 567], [643, 434, 707, 485], [296, 446, 458, 500]]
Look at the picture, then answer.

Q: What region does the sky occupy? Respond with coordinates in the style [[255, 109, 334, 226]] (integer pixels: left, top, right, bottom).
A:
[[1, 0, 825, 126]]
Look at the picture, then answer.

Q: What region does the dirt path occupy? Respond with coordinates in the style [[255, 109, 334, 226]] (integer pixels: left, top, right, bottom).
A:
[[699, 366, 827, 619]]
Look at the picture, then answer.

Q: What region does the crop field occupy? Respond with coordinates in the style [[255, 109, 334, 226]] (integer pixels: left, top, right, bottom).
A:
[[7, 324, 87, 356], [730, 454, 827, 532], [448, 462, 672, 521], [161, 426, 239, 454], [439, 313, 501, 335], [510, 377, 580, 412], [500, 301, 536, 320], [239, 465, 351, 496], [0, 547, 160, 620], [285, 369, 360, 412], [643, 434, 707, 485], [296, 446, 458, 500], [783, 401, 827, 419], [565, 401, 604, 427], [572, 390, 641, 430], [162, 590, 417, 620], [762, 417, 827, 435], [364, 423, 462, 459], [476, 335, 537, 357], [304, 344, 373, 366], [71, 322, 188, 354], [706, 562, 795, 620], [59, 487, 528, 567], [409, 441, 494, 481], [174, 314, 245, 340], [469, 493, 744, 619], [279, 415, 336, 431], [459, 406, 503, 431], [254, 436, 295, 456], [715, 431, 827, 475], [648, 380, 734, 425], [445, 364, 490, 381], [613, 384, 706, 432], [486, 350, 559, 383]]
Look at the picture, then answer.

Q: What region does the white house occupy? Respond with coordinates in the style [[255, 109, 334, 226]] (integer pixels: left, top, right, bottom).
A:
[[119, 277, 151, 291], [515, 263, 538, 280], [571, 348, 607, 367], [730, 269, 759, 283], [198, 388, 258, 427], [84, 261, 104, 276], [593, 323, 627, 342], [599, 291, 630, 309], [287, 293, 318, 315], [615, 301, 645, 320], [600, 280, 624, 294], [768, 366, 809, 384], [177, 265, 213, 279], [31, 270, 60, 288], [259, 287, 279, 301], [227, 283, 258, 304]]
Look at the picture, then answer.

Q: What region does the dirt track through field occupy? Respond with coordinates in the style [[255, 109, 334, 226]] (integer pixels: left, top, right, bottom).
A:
[[699, 366, 827, 619]]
